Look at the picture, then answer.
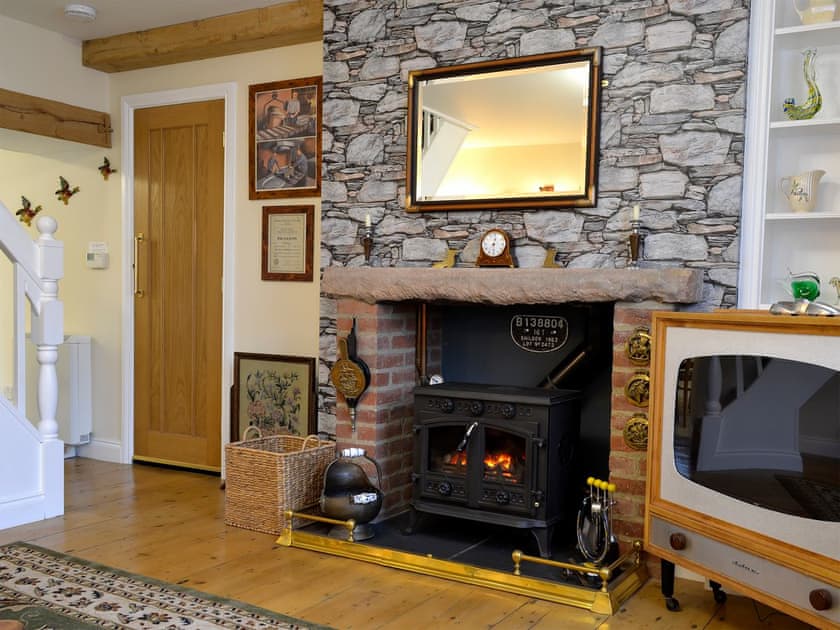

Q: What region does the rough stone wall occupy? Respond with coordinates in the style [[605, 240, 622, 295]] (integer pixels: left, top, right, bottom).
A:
[[320, 0, 750, 431]]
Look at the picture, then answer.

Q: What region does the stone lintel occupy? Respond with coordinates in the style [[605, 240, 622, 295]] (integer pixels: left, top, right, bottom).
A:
[[322, 267, 704, 305]]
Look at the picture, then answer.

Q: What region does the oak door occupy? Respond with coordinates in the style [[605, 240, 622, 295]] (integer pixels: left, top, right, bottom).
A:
[[133, 100, 224, 471]]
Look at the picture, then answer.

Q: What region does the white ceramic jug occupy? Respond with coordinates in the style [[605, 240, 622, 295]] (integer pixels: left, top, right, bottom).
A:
[[794, 0, 837, 24], [780, 169, 826, 212]]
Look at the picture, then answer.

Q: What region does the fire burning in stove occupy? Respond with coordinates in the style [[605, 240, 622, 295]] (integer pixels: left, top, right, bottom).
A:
[[484, 450, 524, 483], [484, 452, 513, 473], [436, 449, 525, 484], [447, 452, 468, 468]]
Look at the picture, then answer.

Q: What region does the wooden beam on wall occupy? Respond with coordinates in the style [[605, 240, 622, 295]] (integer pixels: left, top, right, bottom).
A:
[[82, 0, 322, 73], [0, 88, 112, 148]]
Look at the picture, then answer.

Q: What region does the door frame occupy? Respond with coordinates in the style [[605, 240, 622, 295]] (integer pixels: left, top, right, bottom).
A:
[[120, 83, 237, 470]]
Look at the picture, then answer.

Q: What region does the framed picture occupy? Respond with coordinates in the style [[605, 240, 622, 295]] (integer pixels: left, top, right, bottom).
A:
[[231, 353, 317, 442], [261, 205, 314, 281], [249, 76, 322, 199]]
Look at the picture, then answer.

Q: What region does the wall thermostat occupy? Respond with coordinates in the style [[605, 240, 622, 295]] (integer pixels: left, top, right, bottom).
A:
[[86, 242, 109, 269]]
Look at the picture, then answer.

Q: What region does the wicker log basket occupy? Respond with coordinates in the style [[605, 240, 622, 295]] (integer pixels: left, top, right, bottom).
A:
[[224, 433, 336, 534]]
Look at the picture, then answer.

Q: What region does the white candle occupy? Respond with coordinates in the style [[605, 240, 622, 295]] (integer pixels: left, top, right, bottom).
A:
[[365, 213, 371, 228], [632, 204, 640, 221]]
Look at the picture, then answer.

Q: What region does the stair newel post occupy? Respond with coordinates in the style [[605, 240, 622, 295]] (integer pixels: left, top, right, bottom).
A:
[[33, 216, 64, 517]]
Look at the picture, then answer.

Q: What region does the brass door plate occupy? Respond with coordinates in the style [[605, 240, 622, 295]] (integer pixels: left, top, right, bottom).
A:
[[625, 326, 651, 365], [624, 371, 650, 407], [623, 414, 649, 450]]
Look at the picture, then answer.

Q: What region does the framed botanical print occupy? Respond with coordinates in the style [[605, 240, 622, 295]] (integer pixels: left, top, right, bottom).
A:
[[231, 353, 317, 442], [249, 76, 322, 199], [261, 205, 314, 281]]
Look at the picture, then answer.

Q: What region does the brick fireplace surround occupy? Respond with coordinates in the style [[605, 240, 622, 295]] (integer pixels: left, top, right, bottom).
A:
[[322, 266, 704, 551]]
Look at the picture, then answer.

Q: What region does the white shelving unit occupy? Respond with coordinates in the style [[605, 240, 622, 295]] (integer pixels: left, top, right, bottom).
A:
[[739, 3, 840, 308]]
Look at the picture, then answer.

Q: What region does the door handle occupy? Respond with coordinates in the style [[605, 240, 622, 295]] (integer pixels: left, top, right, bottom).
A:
[[134, 233, 145, 298]]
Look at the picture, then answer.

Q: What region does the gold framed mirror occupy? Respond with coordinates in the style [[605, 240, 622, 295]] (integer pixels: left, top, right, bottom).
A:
[[406, 47, 602, 212]]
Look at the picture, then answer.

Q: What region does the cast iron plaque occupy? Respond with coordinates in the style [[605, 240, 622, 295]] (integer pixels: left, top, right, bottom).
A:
[[510, 314, 569, 353]]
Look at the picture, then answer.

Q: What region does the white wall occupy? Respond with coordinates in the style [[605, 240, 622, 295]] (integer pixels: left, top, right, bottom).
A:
[[0, 142, 115, 421], [0, 15, 111, 425], [0, 14, 322, 457], [0, 15, 109, 111]]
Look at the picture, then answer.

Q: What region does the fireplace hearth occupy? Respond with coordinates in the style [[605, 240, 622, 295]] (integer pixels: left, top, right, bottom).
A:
[[322, 266, 705, 551], [409, 382, 581, 558]]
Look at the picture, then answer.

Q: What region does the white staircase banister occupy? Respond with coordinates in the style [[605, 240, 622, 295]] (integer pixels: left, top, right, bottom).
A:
[[0, 203, 65, 525], [0, 200, 37, 274]]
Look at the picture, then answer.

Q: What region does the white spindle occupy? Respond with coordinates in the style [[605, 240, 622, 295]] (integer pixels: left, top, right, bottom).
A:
[[33, 216, 63, 440]]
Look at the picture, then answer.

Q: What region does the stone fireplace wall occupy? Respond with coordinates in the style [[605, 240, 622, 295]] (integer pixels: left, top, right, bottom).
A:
[[318, 0, 749, 551], [320, 0, 749, 430]]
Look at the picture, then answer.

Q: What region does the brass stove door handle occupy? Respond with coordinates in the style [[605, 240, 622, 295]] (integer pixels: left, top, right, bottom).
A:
[[134, 233, 145, 298]]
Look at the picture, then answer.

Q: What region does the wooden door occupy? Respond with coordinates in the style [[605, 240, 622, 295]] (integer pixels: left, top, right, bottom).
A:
[[133, 100, 224, 472]]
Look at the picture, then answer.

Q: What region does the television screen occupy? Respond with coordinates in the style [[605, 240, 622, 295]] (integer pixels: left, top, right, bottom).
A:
[[674, 355, 840, 523]]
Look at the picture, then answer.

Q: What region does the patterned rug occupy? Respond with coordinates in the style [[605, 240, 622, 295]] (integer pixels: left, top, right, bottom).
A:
[[0, 542, 331, 629]]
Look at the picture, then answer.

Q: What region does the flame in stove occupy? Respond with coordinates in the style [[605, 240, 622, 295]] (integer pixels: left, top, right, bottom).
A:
[[448, 452, 467, 467], [484, 452, 514, 473]]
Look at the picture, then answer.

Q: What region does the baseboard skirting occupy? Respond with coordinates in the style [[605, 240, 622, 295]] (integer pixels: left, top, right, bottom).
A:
[[76, 438, 121, 463], [0, 494, 47, 530]]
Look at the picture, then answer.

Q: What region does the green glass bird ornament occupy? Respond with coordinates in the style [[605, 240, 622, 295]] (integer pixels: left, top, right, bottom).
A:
[[783, 49, 822, 121]]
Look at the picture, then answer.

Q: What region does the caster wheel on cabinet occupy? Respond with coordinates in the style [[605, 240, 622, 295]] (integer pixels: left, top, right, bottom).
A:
[[710, 580, 727, 604]]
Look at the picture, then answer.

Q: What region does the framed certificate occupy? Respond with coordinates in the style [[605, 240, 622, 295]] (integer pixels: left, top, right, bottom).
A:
[[261, 205, 314, 281]]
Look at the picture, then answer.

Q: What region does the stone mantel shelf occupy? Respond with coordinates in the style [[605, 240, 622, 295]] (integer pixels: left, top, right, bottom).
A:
[[322, 267, 704, 305]]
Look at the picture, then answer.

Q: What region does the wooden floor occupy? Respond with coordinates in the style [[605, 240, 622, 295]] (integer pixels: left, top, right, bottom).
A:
[[0, 459, 816, 629]]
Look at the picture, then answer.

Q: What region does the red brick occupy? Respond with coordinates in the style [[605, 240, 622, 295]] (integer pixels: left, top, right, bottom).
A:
[[609, 476, 648, 499], [337, 299, 378, 317], [608, 455, 639, 477], [379, 316, 415, 333], [392, 333, 416, 349], [371, 372, 390, 387], [376, 353, 406, 369], [613, 519, 644, 541], [355, 424, 381, 444]]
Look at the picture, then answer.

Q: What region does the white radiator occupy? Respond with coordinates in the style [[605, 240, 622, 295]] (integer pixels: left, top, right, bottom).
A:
[[26, 335, 92, 445]]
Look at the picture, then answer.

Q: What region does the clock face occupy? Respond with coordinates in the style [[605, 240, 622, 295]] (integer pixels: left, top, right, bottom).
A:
[[481, 230, 508, 257]]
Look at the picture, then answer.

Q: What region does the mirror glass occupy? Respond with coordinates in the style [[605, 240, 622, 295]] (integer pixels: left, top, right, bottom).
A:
[[406, 48, 601, 212]]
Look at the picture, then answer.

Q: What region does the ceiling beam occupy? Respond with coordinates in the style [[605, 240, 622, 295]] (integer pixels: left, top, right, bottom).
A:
[[0, 88, 111, 148], [82, 0, 322, 73]]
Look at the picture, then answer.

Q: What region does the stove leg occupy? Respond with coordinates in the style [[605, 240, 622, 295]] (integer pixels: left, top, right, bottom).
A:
[[661, 559, 680, 611], [402, 507, 422, 535], [530, 526, 554, 559]]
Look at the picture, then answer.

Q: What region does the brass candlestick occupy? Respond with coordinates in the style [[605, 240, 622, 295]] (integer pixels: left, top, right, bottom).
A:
[[627, 219, 643, 269], [362, 226, 373, 264]]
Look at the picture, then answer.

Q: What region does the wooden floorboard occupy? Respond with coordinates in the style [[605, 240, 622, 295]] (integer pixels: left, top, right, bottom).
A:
[[0, 459, 817, 629]]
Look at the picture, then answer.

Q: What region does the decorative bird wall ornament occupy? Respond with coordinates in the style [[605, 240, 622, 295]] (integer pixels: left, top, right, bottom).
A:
[[783, 49, 822, 121], [55, 176, 80, 204], [98, 157, 116, 180], [16, 196, 43, 226]]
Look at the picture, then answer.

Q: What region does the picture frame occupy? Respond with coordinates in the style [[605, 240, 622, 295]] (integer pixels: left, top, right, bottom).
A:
[[261, 205, 314, 281], [249, 76, 322, 199], [231, 353, 317, 442]]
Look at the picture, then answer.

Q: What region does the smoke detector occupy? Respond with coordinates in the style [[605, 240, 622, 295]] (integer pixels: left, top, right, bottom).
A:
[[64, 4, 97, 22]]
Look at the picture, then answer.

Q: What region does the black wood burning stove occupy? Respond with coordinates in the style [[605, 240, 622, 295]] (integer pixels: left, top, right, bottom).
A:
[[409, 382, 581, 558]]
